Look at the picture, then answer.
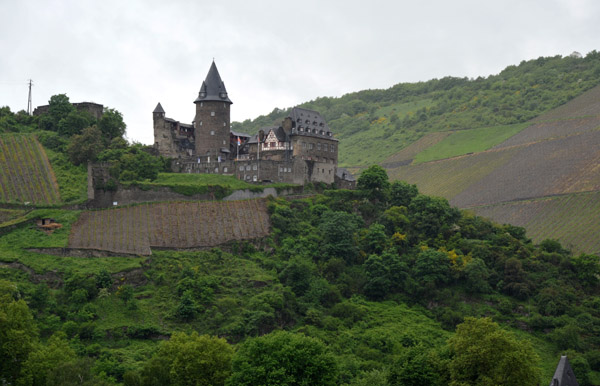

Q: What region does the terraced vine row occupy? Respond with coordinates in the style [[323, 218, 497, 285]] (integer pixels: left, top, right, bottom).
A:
[[68, 199, 271, 255], [494, 116, 600, 149], [0, 134, 61, 205], [472, 191, 600, 255]]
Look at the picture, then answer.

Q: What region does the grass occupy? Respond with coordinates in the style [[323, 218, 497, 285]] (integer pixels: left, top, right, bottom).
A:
[[338, 99, 435, 167], [129, 173, 297, 197], [45, 148, 88, 204], [413, 123, 530, 164]]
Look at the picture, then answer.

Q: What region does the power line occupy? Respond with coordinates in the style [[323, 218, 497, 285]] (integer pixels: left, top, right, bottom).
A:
[[27, 79, 33, 115]]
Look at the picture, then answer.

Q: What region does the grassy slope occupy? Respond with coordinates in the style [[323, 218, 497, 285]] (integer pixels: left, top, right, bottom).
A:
[[388, 84, 600, 255], [413, 122, 529, 164]]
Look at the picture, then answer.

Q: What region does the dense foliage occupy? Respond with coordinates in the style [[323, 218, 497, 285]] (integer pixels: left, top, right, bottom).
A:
[[232, 51, 600, 166], [2, 165, 600, 385]]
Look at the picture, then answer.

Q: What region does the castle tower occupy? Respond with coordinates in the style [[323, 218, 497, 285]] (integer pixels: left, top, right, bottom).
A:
[[153, 102, 176, 157], [194, 61, 232, 159]]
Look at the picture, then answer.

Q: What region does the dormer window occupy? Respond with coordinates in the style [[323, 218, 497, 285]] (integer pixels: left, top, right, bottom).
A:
[[319, 122, 324, 127], [328, 132, 332, 137], [305, 120, 310, 124], [299, 127, 304, 132], [320, 130, 324, 135], [199, 92, 206, 98]]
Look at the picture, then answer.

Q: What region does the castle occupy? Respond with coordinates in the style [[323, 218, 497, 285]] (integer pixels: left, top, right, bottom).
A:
[[153, 61, 353, 186]]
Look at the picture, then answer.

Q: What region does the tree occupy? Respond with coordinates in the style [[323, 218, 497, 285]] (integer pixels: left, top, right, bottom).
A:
[[408, 194, 460, 239], [389, 181, 419, 208], [319, 210, 362, 262], [39, 94, 74, 132], [448, 317, 541, 386], [227, 331, 338, 386], [388, 345, 442, 386], [57, 109, 95, 137], [0, 280, 39, 385], [150, 332, 233, 386], [67, 125, 105, 165], [357, 165, 390, 202], [19, 332, 76, 386], [98, 108, 126, 140]]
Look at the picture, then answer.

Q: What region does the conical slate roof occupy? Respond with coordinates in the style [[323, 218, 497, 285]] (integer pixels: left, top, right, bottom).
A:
[[549, 356, 579, 386], [194, 61, 232, 104], [153, 102, 165, 114]]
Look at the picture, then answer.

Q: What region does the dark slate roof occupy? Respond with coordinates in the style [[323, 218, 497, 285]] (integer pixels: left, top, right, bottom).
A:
[[288, 107, 335, 139], [153, 102, 165, 114], [336, 168, 356, 181], [230, 130, 251, 138], [194, 61, 232, 104], [247, 134, 259, 144], [549, 356, 579, 386]]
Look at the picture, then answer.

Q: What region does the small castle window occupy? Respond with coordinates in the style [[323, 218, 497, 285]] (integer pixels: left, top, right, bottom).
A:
[[239, 166, 244, 171], [223, 140, 226, 145], [210, 130, 215, 135], [309, 143, 314, 150], [223, 122, 226, 126], [253, 175, 257, 182], [246, 165, 251, 171], [223, 167, 228, 173], [253, 164, 257, 170], [200, 121, 203, 126], [317, 143, 321, 150], [211, 111, 215, 116], [214, 167, 219, 173], [200, 102, 203, 107], [331, 145, 335, 152], [324, 144, 328, 151]]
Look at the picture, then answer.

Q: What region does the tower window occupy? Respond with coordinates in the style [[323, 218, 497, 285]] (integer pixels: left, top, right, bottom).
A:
[[200, 102, 203, 107], [223, 122, 226, 126], [211, 111, 215, 116], [210, 131, 215, 135]]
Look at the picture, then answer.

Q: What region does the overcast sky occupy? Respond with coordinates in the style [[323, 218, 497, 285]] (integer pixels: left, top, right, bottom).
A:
[[1, 0, 598, 144]]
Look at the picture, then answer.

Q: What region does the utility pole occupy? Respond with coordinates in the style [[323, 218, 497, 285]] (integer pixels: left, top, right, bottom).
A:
[[27, 79, 33, 115]]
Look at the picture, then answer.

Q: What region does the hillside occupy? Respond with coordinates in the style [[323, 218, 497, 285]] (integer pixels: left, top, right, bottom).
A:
[[386, 84, 600, 254], [232, 52, 600, 168], [2, 177, 600, 385], [0, 134, 61, 205]]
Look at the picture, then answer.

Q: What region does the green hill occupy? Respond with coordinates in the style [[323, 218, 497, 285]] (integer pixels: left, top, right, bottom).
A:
[[232, 52, 600, 168], [386, 84, 600, 255]]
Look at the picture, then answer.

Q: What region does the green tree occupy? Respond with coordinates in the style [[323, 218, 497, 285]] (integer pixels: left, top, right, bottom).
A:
[[150, 331, 233, 386], [408, 194, 460, 239], [448, 317, 541, 386], [388, 345, 442, 386], [98, 108, 126, 140], [18, 332, 76, 386], [357, 164, 390, 202], [58, 109, 95, 137], [227, 331, 338, 386], [319, 211, 362, 262], [67, 125, 105, 165], [0, 280, 39, 385], [389, 181, 419, 208], [39, 94, 74, 132]]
